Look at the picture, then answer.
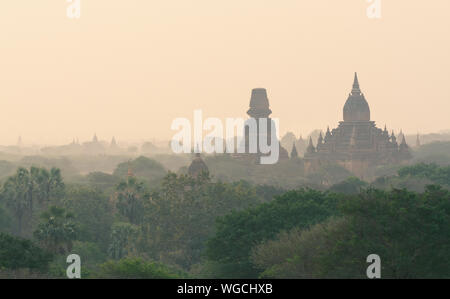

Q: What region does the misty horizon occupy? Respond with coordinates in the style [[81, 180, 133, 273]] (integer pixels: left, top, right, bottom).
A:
[[1, 1, 449, 144]]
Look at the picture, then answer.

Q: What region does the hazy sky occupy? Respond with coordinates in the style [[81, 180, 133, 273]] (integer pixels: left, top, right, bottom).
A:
[[0, 1, 449, 145]]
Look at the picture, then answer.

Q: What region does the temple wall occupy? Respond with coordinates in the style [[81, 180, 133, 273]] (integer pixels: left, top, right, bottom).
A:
[[340, 159, 370, 180], [305, 156, 372, 180]]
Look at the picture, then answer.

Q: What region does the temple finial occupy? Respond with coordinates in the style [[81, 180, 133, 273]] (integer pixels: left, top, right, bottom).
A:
[[352, 72, 361, 94], [401, 135, 407, 145], [307, 136, 316, 154]]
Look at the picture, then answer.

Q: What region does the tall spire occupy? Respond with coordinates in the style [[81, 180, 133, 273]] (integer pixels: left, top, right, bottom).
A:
[[344, 72, 370, 121], [383, 125, 389, 137], [111, 136, 117, 147], [352, 72, 361, 94], [401, 135, 407, 145], [391, 131, 398, 146], [325, 126, 332, 140], [317, 132, 323, 146], [306, 136, 316, 154], [399, 135, 410, 153], [290, 143, 298, 159]]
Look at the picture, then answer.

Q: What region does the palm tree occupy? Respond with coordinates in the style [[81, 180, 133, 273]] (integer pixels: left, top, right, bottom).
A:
[[0, 167, 65, 236], [33, 206, 77, 254], [108, 222, 138, 260], [31, 167, 65, 205], [114, 176, 149, 225], [1, 168, 33, 236]]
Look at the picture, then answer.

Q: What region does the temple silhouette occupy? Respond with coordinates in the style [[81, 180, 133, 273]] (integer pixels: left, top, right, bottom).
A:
[[187, 73, 412, 178], [304, 73, 411, 178]]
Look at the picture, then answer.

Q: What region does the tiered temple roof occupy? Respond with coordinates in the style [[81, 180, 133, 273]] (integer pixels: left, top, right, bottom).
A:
[[304, 73, 411, 178]]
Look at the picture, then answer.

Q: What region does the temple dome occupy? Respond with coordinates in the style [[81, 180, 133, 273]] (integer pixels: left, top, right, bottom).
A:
[[188, 153, 209, 177], [343, 73, 371, 122]]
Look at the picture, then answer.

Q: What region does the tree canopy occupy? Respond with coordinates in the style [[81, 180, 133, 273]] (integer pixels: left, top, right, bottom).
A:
[[206, 188, 341, 277], [0, 232, 53, 271], [251, 186, 450, 278]]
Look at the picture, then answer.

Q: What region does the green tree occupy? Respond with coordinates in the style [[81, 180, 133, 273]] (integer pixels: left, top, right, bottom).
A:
[[95, 257, 181, 279], [205, 188, 340, 278], [0, 203, 12, 233], [113, 156, 166, 186], [251, 217, 347, 278], [398, 163, 450, 186], [63, 186, 113, 249], [114, 176, 149, 225], [251, 186, 450, 278], [0, 167, 65, 236], [31, 167, 65, 205], [140, 172, 264, 270], [1, 168, 34, 236], [33, 206, 77, 254], [0, 232, 53, 271], [328, 177, 368, 194], [108, 222, 139, 260]]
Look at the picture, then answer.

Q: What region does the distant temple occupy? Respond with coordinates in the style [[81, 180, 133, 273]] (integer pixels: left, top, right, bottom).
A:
[[111, 137, 117, 148], [416, 134, 421, 147], [238, 88, 289, 163], [304, 73, 411, 178], [17, 136, 23, 147], [188, 153, 209, 177]]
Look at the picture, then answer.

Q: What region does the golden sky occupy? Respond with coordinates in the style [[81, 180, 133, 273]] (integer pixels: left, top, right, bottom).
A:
[[0, 1, 449, 145]]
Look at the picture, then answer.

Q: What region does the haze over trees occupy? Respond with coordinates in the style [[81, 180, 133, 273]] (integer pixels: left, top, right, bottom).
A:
[[0, 141, 449, 278]]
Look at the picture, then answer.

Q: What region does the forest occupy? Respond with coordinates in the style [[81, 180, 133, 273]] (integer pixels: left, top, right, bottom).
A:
[[0, 141, 450, 278]]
